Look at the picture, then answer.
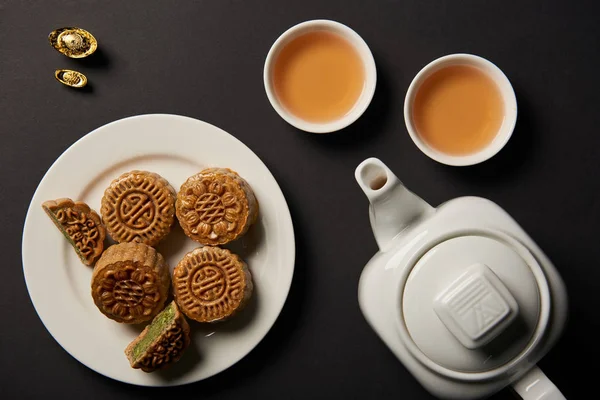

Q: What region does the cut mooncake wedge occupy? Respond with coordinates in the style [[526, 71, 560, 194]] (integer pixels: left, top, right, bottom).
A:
[[176, 168, 258, 245], [91, 242, 171, 324], [125, 301, 191, 373], [101, 170, 176, 247], [173, 246, 253, 323], [42, 198, 106, 266]]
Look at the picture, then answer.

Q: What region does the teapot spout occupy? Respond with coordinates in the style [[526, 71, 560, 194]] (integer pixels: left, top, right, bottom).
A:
[[355, 158, 434, 251]]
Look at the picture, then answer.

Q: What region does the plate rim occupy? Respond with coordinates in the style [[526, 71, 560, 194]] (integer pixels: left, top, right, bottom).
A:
[[21, 113, 296, 386]]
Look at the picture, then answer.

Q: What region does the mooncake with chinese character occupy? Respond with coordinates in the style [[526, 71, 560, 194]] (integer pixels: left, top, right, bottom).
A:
[[101, 170, 176, 247], [91, 242, 170, 324], [176, 168, 258, 245], [172, 246, 253, 323]]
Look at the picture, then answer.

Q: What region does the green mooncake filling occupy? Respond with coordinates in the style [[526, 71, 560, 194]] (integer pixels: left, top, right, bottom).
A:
[[132, 303, 176, 360], [43, 206, 86, 263]]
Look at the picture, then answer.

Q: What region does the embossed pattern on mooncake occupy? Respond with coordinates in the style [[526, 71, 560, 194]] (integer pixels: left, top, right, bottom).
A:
[[42, 198, 106, 266], [173, 246, 253, 323], [101, 170, 176, 247], [125, 301, 191, 373], [176, 168, 259, 245], [91, 242, 170, 324]]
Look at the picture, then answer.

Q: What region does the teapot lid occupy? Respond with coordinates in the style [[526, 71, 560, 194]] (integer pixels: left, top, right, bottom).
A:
[[399, 230, 551, 377]]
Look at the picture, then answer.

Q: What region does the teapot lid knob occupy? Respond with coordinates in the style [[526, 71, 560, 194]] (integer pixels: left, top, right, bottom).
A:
[[433, 264, 519, 350]]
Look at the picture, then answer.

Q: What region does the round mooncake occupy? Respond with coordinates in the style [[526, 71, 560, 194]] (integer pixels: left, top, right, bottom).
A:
[[101, 170, 176, 247], [91, 242, 171, 324], [172, 246, 253, 323], [176, 168, 258, 245]]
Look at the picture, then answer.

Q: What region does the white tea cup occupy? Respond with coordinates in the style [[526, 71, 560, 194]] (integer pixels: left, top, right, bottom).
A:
[[404, 53, 518, 166], [263, 19, 377, 134]]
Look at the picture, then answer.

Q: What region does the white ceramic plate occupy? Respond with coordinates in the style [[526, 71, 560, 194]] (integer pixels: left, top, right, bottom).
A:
[[21, 114, 295, 386]]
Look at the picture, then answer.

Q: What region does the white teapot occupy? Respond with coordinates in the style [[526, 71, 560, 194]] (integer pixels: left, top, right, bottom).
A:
[[355, 158, 568, 400]]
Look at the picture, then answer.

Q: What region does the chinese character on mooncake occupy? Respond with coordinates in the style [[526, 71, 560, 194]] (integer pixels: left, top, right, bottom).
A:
[[101, 170, 176, 247], [172, 246, 253, 323], [176, 168, 259, 245], [91, 242, 171, 324]]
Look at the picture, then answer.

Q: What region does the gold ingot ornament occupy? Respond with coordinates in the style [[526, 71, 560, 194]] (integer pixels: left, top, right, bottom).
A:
[[55, 69, 88, 88], [48, 27, 98, 58]]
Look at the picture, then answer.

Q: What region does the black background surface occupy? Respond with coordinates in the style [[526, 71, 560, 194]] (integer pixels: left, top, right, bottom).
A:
[[2, 1, 599, 399]]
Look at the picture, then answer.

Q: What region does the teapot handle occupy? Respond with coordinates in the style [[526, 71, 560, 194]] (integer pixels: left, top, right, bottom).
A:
[[512, 366, 566, 400]]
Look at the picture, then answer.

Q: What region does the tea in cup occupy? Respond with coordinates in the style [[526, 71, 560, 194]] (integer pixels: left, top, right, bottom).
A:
[[404, 54, 517, 166], [264, 20, 377, 133]]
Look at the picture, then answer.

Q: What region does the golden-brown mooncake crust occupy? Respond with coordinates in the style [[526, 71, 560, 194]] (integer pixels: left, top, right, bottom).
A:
[[172, 246, 253, 323], [91, 242, 170, 324], [176, 168, 258, 245], [42, 198, 106, 266], [101, 170, 176, 247], [125, 301, 191, 373]]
